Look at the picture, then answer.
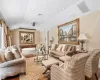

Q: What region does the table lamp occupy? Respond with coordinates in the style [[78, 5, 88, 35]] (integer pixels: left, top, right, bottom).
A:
[[78, 34, 87, 51]]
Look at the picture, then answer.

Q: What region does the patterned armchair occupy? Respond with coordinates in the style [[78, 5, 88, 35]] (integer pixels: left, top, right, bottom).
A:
[[85, 49, 100, 80], [51, 53, 89, 80]]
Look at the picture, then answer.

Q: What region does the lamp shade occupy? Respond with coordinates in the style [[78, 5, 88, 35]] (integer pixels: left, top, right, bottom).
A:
[[78, 34, 87, 40]]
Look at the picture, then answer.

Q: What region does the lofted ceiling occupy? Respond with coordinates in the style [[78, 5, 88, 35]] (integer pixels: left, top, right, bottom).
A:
[[0, 0, 100, 30]]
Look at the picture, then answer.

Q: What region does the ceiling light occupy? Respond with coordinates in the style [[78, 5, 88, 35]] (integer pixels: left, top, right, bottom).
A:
[[38, 14, 43, 16], [32, 22, 36, 26]]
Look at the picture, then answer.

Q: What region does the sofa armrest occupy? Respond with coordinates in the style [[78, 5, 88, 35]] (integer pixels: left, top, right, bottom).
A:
[[0, 57, 26, 68], [64, 51, 75, 56], [51, 64, 68, 80], [21, 54, 25, 58], [51, 64, 64, 69]]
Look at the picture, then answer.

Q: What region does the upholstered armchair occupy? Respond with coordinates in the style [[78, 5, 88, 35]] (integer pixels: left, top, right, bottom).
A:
[[0, 46, 26, 80], [51, 53, 89, 80], [0, 56, 26, 80], [85, 49, 100, 80]]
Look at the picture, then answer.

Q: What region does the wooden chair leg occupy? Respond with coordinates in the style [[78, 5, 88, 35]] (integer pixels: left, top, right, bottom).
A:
[[23, 72, 26, 75], [95, 73, 98, 80], [85, 76, 88, 80], [85, 76, 91, 80]]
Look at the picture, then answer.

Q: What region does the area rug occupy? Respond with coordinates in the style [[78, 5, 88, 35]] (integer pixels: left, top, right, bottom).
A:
[[19, 57, 46, 80]]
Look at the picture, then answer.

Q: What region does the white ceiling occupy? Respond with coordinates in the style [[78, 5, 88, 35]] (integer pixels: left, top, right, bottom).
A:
[[0, 0, 100, 30]]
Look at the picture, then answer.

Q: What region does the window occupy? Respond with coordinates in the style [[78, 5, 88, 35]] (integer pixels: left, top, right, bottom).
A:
[[0, 26, 1, 48], [0, 25, 4, 48]]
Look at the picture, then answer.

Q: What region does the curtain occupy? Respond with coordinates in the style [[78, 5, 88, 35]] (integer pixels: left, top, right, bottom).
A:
[[1, 20, 8, 48], [1, 25, 5, 48], [0, 21, 1, 48], [45, 30, 50, 50]]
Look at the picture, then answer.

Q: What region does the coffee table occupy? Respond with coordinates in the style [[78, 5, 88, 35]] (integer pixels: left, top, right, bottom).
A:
[[42, 57, 60, 74]]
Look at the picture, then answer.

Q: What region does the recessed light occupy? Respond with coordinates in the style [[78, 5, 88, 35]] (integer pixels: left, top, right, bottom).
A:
[[62, 8, 65, 10]]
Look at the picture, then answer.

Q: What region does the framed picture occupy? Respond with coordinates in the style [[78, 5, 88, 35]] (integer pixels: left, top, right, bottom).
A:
[[19, 31, 35, 44], [58, 19, 79, 44]]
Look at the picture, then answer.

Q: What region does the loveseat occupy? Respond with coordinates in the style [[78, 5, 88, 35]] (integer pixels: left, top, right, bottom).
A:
[[50, 44, 76, 58], [0, 46, 26, 80]]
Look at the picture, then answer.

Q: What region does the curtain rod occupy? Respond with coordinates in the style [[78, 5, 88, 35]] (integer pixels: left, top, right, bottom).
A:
[[19, 28, 36, 30]]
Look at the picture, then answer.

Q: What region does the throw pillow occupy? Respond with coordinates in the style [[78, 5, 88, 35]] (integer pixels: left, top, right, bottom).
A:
[[61, 45, 68, 52], [0, 51, 6, 63], [5, 47, 11, 52], [51, 44, 58, 50], [5, 51, 15, 61], [66, 51, 74, 56], [11, 48, 21, 59], [67, 46, 72, 51], [56, 45, 62, 52], [11, 45, 18, 50]]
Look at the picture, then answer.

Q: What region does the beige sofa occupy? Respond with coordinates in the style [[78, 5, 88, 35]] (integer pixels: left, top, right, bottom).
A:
[[0, 46, 26, 80], [0, 56, 26, 80], [50, 44, 76, 58]]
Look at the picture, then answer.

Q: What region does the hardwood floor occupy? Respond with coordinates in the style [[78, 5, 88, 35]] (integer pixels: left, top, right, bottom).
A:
[[5, 76, 47, 80], [5, 69, 100, 80], [5, 74, 47, 80]]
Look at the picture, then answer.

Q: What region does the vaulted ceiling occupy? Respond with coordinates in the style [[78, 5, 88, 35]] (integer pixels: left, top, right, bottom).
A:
[[0, 0, 100, 30]]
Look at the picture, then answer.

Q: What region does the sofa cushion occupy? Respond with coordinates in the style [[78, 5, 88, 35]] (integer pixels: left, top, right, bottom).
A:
[[61, 45, 68, 52], [11, 48, 21, 59], [6, 47, 11, 51], [5, 51, 15, 61], [10, 45, 21, 59], [50, 50, 64, 57], [56, 51, 65, 56], [51, 44, 58, 50], [67, 46, 72, 51], [11, 45, 19, 50], [56, 45, 62, 51]]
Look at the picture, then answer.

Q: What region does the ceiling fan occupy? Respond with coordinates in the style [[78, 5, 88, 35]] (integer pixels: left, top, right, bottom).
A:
[[32, 22, 36, 26]]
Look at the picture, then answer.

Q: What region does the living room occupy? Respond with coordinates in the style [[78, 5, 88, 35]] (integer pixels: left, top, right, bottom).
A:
[[0, 0, 100, 80]]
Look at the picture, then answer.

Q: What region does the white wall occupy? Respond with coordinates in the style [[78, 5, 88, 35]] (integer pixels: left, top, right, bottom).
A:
[[40, 10, 100, 51], [80, 10, 100, 50]]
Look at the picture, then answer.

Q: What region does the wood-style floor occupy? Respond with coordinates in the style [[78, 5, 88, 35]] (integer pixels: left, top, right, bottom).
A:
[[5, 74, 47, 80], [5, 69, 100, 80]]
